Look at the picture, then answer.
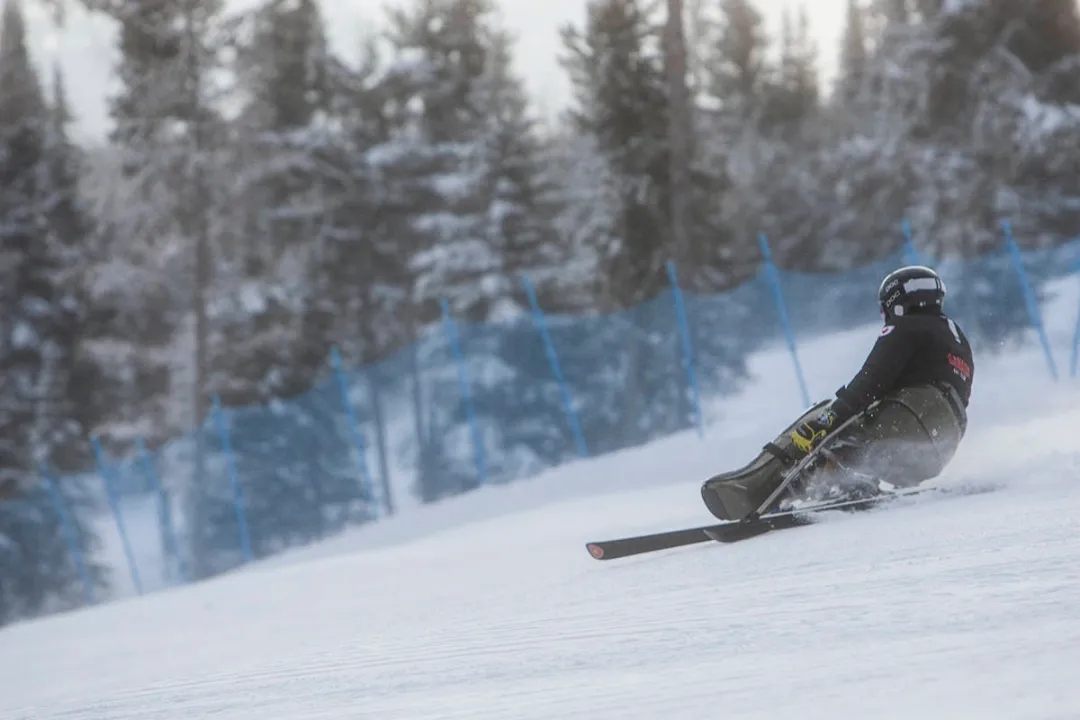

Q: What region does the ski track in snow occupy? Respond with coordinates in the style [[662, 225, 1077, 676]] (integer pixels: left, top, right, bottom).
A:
[[3, 290, 1080, 718]]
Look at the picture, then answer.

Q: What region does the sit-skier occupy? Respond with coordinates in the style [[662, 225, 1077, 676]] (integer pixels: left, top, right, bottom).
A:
[[702, 265, 975, 522]]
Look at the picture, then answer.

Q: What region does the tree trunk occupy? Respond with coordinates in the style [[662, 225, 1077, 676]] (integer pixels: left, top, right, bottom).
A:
[[665, 0, 694, 274], [186, 0, 213, 578]]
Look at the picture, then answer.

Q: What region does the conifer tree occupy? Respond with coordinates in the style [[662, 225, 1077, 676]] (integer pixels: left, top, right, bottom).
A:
[[374, 0, 579, 500], [196, 0, 379, 554], [705, 0, 771, 124], [561, 0, 671, 307], [556, 0, 758, 456], [96, 0, 244, 578], [837, 0, 869, 106], [0, 0, 108, 624], [769, 5, 818, 130]]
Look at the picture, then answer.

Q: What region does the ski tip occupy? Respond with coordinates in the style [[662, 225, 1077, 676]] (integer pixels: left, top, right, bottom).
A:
[[586, 543, 605, 560]]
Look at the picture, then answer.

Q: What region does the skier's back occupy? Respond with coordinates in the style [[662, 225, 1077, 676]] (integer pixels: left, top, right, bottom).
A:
[[703, 265, 974, 522]]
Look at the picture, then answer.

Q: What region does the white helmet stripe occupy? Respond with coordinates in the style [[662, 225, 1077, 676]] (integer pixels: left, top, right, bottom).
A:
[[903, 277, 940, 293]]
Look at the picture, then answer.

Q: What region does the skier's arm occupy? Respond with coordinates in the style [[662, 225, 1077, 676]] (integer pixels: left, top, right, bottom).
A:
[[832, 323, 916, 421]]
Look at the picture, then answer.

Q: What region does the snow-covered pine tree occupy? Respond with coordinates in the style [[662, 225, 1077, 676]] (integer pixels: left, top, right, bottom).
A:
[[96, 0, 247, 578], [0, 0, 108, 625], [297, 37, 432, 516], [384, 0, 518, 324], [472, 29, 568, 309], [85, 0, 202, 453], [557, 0, 751, 454], [436, 25, 592, 491], [702, 0, 771, 113], [726, 4, 879, 339], [790, 0, 923, 278], [376, 0, 585, 500], [676, 0, 779, 336], [750, 3, 823, 258], [771, 5, 819, 130], [561, 0, 672, 308], [317, 1, 483, 507], [914, 0, 1080, 349], [197, 0, 379, 557], [836, 0, 869, 108], [39, 63, 109, 474], [769, 0, 1080, 350], [361, 0, 496, 502], [695, 0, 774, 270], [699, 0, 820, 251]]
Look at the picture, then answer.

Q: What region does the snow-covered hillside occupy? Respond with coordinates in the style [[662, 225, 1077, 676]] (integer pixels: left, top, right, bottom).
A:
[[4, 278, 1080, 719]]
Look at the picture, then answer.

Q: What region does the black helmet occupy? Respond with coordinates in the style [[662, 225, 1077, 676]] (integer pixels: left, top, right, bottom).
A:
[[878, 265, 945, 319]]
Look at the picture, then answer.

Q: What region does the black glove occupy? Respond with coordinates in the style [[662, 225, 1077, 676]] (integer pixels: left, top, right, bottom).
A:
[[790, 404, 837, 455]]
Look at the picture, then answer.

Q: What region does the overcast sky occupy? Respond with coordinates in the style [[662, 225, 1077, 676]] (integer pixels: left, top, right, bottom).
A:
[[22, 0, 847, 146]]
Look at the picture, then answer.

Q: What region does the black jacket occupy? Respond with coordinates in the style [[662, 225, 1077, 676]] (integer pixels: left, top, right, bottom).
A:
[[832, 311, 974, 423]]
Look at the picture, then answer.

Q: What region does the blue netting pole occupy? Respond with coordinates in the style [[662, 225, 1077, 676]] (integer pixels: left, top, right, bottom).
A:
[[666, 261, 704, 438], [330, 347, 378, 513], [520, 275, 589, 457], [39, 465, 96, 605], [758, 233, 811, 408], [901, 219, 921, 265], [90, 437, 142, 595], [212, 395, 253, 563], [136, 437, 186, 584], [440, 298, 487, 486], [1071, 252, 1080, 379], [1001, 221, 1058, 381]]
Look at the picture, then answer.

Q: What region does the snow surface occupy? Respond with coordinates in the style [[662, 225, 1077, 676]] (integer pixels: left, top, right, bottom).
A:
[[5, 278, 1080, 719]]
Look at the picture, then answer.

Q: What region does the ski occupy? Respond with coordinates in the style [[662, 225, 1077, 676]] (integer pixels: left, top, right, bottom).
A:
[[584, 494, 898, 560], [585, 483, 997, 559], [585, 523, 725, 560]]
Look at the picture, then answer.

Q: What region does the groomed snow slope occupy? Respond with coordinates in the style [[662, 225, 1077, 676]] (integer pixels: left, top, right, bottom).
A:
[[3, 294, 1080, 719]]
